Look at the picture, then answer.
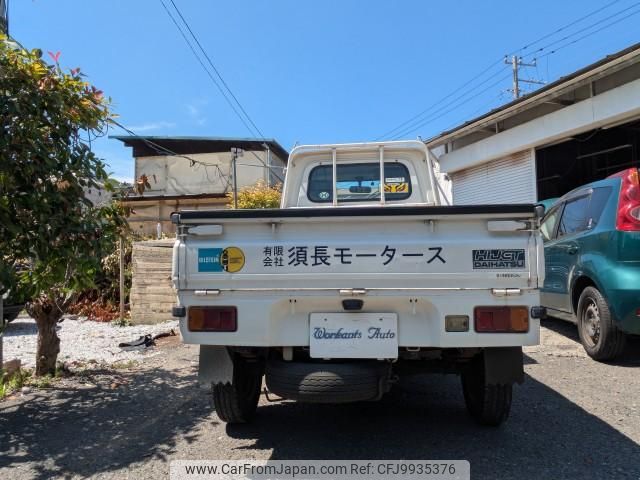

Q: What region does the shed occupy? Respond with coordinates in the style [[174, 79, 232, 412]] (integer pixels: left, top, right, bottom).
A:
[[112, 136, 288, 235]]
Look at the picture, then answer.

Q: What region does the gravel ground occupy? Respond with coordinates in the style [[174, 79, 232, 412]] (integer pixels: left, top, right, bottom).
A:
[[1, 318, 639, 480], [2, 316, 179, 368]]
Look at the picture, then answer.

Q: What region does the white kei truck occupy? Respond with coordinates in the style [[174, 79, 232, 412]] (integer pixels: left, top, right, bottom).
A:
[[170, 141, 545, 426]]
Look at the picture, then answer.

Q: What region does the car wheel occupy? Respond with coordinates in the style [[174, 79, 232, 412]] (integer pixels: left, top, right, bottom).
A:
[[577, 286, 626, 361], [212, 358, 263, 424], [461, 354, 512, 427]]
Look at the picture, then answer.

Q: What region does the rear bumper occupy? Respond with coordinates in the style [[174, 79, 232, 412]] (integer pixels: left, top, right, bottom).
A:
[[602, 264, 640, 335], [609, 290, 640, 335], [176, 289, 541, 348]]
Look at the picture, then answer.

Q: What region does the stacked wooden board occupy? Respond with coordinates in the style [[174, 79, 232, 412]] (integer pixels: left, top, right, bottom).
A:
[[130, 240, 175, 324]]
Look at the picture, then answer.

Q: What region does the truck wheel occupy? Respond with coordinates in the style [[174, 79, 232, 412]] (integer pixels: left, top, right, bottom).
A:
[[461, 356, 512, 427], [266, 360, 388, 403], [212, 359, 263, 424], [577, 286, 626, 361]]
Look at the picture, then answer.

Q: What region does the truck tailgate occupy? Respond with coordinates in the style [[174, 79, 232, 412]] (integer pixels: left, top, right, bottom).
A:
[[173, 205, 543, 292]]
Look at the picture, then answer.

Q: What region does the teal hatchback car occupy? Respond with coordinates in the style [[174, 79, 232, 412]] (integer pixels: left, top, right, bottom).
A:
[[540, 167, 640, 361]]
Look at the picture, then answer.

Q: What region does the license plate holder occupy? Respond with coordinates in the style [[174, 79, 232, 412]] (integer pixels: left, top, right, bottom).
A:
[[309, 313, 398, 359]]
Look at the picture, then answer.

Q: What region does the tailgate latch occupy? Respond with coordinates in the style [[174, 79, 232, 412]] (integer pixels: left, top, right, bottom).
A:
[[194, 289, 221, 296], [491, 288, 522, 297], [339, 288, 367, 296]]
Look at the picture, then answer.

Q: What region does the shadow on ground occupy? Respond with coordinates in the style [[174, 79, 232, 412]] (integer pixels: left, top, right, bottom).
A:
[[227, 368, 640, 479], [543, 316, 640, 366], [0, 361, 212, 479]]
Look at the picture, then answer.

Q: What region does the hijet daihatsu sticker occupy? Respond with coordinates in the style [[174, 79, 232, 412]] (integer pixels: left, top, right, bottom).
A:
[[198, 247, 245, 273]]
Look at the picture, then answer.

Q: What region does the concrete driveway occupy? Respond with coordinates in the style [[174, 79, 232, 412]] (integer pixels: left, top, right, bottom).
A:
[[1, 320, 639, 480]]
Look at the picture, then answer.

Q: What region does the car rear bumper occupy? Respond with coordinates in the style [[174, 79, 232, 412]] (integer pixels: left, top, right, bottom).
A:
[[610, 290, 640, 334]]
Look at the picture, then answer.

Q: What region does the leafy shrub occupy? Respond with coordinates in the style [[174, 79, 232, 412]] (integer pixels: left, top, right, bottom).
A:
[[226, 181, 282, 209]]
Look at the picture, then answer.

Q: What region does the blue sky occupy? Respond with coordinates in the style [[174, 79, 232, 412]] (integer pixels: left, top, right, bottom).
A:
[[10, 0, 640, 181]]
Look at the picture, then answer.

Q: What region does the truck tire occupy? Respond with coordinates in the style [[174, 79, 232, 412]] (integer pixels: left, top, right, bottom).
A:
[[212, 359, 263, 424], [461, 355, 512, 427], [577, 286, 626, 361], [265, 360, 388, 404]]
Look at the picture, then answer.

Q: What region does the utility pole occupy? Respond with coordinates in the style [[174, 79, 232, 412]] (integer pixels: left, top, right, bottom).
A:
[[504, 56, 545, 99], [262, 143, 272, 187], [230, 148, 244, 209]]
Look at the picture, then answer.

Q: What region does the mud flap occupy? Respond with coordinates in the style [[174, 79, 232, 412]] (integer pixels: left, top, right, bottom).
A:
[[198, 346, 234, 389], [484, 347, 524, 385]]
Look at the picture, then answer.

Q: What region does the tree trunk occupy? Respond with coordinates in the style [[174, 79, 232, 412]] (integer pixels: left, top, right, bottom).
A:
[[27, 296, 65, 376], [1, 296, 4, 372]]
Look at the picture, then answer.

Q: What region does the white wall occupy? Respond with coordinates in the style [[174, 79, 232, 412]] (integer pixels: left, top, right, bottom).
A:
[[135, 150, 286, 196], [84, 184, 113, 206], [437, 78, 640, 174]]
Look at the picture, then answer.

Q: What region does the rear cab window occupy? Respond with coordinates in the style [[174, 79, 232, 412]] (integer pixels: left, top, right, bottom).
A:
[[307, 162, 412, 204]]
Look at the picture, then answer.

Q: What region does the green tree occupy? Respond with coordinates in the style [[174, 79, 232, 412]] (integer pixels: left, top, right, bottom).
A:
[[0, 36, 127, 375]]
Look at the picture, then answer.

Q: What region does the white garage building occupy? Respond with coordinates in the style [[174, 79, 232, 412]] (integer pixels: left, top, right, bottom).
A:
[[426, 43, 640, 204]]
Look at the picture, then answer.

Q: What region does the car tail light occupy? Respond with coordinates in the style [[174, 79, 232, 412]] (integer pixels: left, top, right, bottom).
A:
[[188, 307, 237, 332], [608, 168, 640, 231], [474, 306, 529, 333]]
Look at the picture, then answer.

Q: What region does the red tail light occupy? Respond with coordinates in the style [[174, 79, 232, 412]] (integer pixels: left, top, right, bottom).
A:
[[188, 307, 237, 332], [474, 306, 529, 333], [608, 168, 640, 231]]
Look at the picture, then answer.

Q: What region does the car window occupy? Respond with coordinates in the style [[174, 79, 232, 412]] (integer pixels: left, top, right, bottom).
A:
[[586, 187, 612, 229], [557, 194, 590, 237], [540, 205, 562, 242], [307, 162, 412, 203]]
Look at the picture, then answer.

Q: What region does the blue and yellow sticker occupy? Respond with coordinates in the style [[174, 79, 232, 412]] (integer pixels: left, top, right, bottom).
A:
[[198, 247, 245, 273]]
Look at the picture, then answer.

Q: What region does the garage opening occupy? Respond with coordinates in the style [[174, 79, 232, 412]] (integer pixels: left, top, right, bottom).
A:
[[535, 118, 640, 201]]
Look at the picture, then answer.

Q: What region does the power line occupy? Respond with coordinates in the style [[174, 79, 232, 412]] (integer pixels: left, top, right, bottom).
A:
[[167, 0, 265, 139], [400, 0, 639, 139], [506, 0, 623, 57], [111, 119, 232, 188], [4, 30, 282, 190], [110, 119, 284, 191], [376, 0, 637, 140], [389, 71, 511, 140], [374, 60, 505, 140], [521, 0, 640, 60], [158, 0, 258, 138], [536, 6, 640, 60], [440, 91, 508, 133], [158, 0, 284, 184]]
